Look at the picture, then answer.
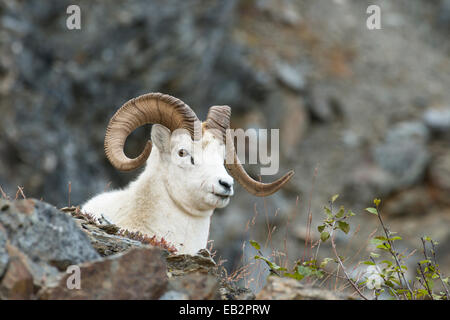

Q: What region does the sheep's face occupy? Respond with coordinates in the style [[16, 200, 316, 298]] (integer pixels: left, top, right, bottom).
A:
[[151, 124, 234, 217]]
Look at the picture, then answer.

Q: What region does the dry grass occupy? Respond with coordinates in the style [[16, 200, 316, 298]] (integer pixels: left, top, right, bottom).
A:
[[0, 185, 27, 200], [116, 229, 178, 253], [62, 205, 178, 254]]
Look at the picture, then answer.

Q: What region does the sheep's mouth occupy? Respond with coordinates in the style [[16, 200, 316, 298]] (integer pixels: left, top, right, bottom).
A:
[[212, 193, 231, 200]]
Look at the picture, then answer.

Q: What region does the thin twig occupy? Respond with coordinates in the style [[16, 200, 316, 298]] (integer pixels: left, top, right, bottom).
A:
[[330, 221, 369, 300], [68, 181, 71, 207], [429, 239, 450, 299], [15, 186, 26, 199], [417, 263, 434, 300], [376, 209, 413, 296], [302, 167, 317, 263], [0, 185, 9, 199]]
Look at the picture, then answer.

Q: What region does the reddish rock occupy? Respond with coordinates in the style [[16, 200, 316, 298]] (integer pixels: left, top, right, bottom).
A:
[[38, 247, 167, 300], [0, 245, 34, 300], [167, 272, 220, 300]]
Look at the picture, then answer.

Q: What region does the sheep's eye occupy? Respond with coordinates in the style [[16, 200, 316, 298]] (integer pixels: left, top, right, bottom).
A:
[[178, 149, 189, 157]]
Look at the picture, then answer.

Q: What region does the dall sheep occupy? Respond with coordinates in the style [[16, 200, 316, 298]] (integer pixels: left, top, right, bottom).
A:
[[82, 93, 294, 254]]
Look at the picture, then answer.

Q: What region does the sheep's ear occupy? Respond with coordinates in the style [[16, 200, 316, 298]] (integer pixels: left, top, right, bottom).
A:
[[151, 124, 171, 154]]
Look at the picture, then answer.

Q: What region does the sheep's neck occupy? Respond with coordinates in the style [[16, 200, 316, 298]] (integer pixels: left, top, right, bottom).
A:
[[125, 159, 212, 254]]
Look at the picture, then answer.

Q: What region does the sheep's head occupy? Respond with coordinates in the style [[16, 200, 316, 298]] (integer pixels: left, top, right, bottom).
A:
[[104, 93, 294, 214], [150, 124, 234, 215]]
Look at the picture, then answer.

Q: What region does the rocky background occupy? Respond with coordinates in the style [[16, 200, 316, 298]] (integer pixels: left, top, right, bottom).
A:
[[0, 0, 449, 294]]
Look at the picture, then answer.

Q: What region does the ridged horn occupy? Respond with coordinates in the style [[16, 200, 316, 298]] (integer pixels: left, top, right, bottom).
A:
[[104, 92, 200, 171], [205, 106, 295, 197]]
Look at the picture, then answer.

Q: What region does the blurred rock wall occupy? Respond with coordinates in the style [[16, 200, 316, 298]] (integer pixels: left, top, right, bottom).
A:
[[1, 0, 449, 289]]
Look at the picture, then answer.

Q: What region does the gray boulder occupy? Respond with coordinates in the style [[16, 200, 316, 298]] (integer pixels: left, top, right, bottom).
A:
[[372, 122, 430, 192], [0, 199, 100, 270], [0, 225, 9, 279]]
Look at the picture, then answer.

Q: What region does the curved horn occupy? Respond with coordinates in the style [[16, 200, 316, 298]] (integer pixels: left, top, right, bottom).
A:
[[104, 93, 200, 171], [205, 106, 295, 197]]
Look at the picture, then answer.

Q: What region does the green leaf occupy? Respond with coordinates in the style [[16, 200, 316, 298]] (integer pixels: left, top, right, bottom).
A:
[[284, 272, 304, 281], [297, 265, 313, 277], [363, 261, 376, 265], [419, 259, 431, 265], [320, 258, 333, 268], [321, 231, 330, 242], [381, 260, 393, 267], [428, 279, 435, 290], [388, 236, 402, 241], [331, 194, 339, 203], [324, 206, 332, 217], [317, 225, 325, 233], [254, 255, 285, 272], [335, 206, 345, 218], [370, 252, 380, 258], [254, 255, 272, 267], [249, 240, 261, 250], [376, 243, 390, 250], [338, 221, 350, 234], [370, 238, 384, 246], [365, 207, 378, 215]]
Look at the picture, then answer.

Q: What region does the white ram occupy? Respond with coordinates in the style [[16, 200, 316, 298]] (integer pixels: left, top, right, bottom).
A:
[[82, 93, 294, 254]]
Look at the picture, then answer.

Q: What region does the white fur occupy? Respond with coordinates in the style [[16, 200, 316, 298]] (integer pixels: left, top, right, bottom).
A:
[[82, 126, 234, 254]]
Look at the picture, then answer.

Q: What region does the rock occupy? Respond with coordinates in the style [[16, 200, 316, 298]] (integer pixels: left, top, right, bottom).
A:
[[429, 150, 450, 203], [166, 249, 217, 276], [0, 199, 100, 270], [372, 122, 430, 192], [384, 121, 430, 143], [280, 94, 309, 158], [306, 86, 342, 122], [0, 245, 34, 299], [159, 290, 189, 300], [256, 0, 302, 26], [383, 187, 434, 217], [167, 273, 221, 300], [38, 247, 168, 300], [0, 225, 9, 279], [275, 62, 306, 92], [256, 276, 357, 300], [344, 163, 396, 203], [68, 211, 146, 257], [438, 0, 450, 27], [219, 282, 255, 300], [347, 121, 431, 202], [165, 248, 254, 300], [423, 107, 450, 132]]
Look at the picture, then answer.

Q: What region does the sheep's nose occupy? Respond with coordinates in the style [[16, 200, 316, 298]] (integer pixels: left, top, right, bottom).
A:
[[219, 179, 233, 192]]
